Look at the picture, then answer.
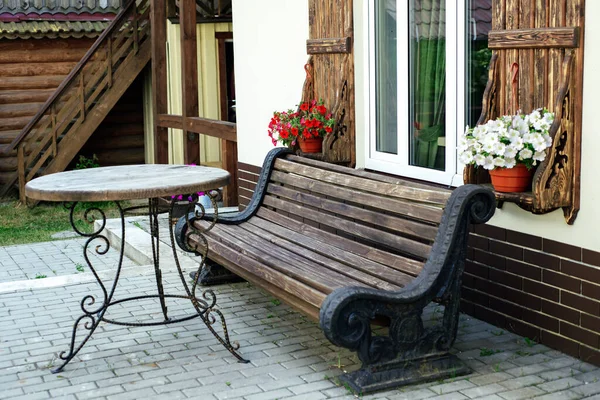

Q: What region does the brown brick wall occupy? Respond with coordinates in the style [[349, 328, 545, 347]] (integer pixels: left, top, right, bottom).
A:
[[464, 224, 600, 365], [237, 162, 261, 209], [236, 161, 600, 365]]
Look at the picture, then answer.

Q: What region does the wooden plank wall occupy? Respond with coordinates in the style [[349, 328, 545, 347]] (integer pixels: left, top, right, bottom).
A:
[[308, 0, 355, 165], [0, 38, 94, 186], [78, 74, 146, 168]]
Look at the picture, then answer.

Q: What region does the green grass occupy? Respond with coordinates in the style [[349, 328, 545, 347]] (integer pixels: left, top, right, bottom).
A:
[[0, 200, 125, 246]]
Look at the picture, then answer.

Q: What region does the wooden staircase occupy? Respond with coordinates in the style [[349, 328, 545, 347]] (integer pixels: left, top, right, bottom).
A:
[[1, 0, 151, 201]]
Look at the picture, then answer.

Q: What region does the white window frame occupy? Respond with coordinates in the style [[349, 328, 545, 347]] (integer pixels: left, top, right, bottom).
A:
[[363, 0, 467, 187]]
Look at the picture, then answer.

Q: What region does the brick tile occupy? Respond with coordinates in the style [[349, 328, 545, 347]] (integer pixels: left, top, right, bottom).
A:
[[543, 270, 581, 294], [583, 248, 600, 268], [543, 239, 581, 261], [541, 330, 580, 358], [524, 250, 560, 271], [490, 241, 523, 261], [505, 230, 542, 250], [560, 321, 600, 348], [541, 300, 580, 324], [469, 234, 489, 251], [489, 269, 522, 290], [583, 282, 600, 301], [522, 309, 559, 332], [505, 259, 541, 281], [561, 291, 600, 316], [523, 280, 559, 302], [562, 259, 600, 283], [474, 224, 506, 241]]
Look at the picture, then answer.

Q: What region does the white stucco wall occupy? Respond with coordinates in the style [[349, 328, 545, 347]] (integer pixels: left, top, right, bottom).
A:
[[232, 0, 309, 167]]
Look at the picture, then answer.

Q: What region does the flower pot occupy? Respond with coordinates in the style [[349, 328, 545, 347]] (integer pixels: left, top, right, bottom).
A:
[[298, 136, 323, 153], [489, 164, 534, 193]]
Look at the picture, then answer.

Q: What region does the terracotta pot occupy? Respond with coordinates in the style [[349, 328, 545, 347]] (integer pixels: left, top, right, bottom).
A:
[[489, 163, 534, 193], [298, 136, 323, 153]]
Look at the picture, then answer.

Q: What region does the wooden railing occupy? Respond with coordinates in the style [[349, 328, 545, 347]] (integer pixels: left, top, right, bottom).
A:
[[156, 114, 238, 206], [2, 0, 151, 201]]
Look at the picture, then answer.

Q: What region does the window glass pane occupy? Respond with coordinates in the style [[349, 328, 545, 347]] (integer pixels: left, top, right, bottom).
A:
[[375, 1, 397, 154], [408, 0, 446, 171], [466, 0, 492, 126]]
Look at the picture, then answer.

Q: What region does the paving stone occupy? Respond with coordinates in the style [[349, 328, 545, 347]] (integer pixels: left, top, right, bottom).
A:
[[497, 386, 546, 400], [571, 381, 600, 397], [460, 383, 506, 398], [429, 379, 476, 395], [536, 377, 584, 392], [498, 375, 546, 390], [532, 390, 581, 400]]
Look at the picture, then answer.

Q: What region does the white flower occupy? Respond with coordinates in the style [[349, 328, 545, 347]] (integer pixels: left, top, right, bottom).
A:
[[545, 135, 553, 147], [474, 154, 486, 166], [512, 137, 524, 150], [504, 157, 517, 168], [459, 152, 474, 164], [519, 148, 533, 160], [483, 156, 495, 170], [504, 146, 518, 158], [493, 157, 506, 168], [482, 142, 495, 153], [492, 142, 506, 156], [507, 129, 521, 142], [533, 151, 546, 161]]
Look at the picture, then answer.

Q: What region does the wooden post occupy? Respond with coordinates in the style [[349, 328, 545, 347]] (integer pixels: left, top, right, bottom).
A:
[[151, 0, 169, 163], [221, 140, 238, 206], [79, 74, 86, 120], [17, 145, 25, 203], [133, 5, 139, 55], [51, 104, 57, 156], [180, 0, 200, 166], [107, 37, 113, 88]]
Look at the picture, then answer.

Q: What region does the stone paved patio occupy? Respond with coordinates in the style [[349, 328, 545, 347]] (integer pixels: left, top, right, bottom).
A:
[[1, 214, 599, 399]]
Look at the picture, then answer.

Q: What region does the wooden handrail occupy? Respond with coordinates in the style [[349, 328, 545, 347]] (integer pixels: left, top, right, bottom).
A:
[[156, 114, 237, 142], [3, 0, 138, 154]]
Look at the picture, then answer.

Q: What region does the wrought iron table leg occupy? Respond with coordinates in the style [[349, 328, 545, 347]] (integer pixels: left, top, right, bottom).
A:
[[168, 194, 248, 363], [149, 198, 169, 321], [52, 201, 126, 373]]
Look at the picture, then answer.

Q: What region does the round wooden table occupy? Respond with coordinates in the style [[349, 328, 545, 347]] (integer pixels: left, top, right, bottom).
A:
[[25, 164, 248, 373]]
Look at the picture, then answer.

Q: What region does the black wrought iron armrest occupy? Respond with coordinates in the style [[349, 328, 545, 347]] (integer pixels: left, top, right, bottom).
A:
[[319, 184, 496, 366]]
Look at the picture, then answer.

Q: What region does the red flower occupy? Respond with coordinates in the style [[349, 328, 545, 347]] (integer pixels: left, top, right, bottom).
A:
[[300, 103, 309, 111], [291, 127, 299, 136], [317, 105, 327, 115], [281, 130, 289, 139], [325, 126, 333, 133]]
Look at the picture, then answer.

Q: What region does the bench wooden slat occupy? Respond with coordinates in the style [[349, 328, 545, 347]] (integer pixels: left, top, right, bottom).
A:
[[270, 170, 443, 225], [191, 231, 326, 311], [194, 234, 322, 320], [240, 219, 406, 290], [256, 207, 424, 276], [195, 220, 366, 295], [274, 158, 449, 205], [262, 195, 432, 260], [286, 155, 452, 194], [266, 182, 439, 242], [247, 216, 415, 286]]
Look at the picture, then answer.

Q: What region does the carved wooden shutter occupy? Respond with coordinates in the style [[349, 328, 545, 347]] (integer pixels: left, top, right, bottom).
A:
[[306, 0, 355, 165], [465, 0, 584, 224]]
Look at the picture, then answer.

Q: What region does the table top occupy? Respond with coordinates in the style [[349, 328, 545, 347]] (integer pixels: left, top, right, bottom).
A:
[[25, 164, 230, 202]]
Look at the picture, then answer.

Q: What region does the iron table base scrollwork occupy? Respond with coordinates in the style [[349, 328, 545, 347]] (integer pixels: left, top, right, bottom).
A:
[[23, 163, 248, 373], [52, 195, 247, 373]]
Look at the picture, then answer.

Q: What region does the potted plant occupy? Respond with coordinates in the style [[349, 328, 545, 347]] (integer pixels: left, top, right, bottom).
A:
[[268, 99, 335, 153], [459, 108, 554, 193]]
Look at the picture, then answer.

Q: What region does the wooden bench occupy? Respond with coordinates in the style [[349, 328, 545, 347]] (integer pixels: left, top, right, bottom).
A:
[[175, 147, 495, 393]]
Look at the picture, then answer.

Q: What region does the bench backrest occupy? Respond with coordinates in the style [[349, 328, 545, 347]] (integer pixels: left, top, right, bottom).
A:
[[259, 154, 452, 278]]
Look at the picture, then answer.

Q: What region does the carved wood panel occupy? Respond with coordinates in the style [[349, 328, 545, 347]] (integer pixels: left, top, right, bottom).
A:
[[465, 0, 584, 224], [306, 0, 355, 166]]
